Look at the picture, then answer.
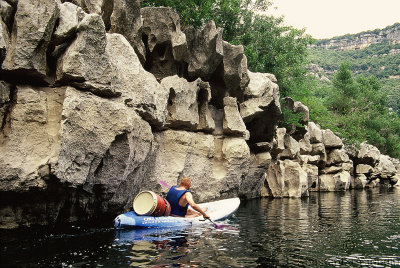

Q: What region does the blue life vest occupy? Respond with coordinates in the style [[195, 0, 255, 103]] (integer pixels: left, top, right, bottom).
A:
[[166, 186, 189, 217]]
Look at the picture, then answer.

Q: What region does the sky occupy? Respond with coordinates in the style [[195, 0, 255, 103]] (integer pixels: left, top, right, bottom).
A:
[[268, 0, 400, 39]]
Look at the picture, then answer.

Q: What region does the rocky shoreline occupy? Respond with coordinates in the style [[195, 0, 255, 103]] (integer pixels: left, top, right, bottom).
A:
[[1, 0, 399, 229]]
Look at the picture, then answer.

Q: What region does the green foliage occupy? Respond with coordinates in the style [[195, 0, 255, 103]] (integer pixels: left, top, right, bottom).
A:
[[235, 14, 313, 97], [309, 39, 400, 115], [317, 63, 400, 158]]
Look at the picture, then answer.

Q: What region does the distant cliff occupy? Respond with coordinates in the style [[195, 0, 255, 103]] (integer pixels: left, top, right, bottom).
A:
[[311, 23, 400, 51]]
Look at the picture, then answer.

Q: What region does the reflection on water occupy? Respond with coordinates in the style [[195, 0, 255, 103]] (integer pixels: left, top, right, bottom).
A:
[[1, 188, 399, 267]]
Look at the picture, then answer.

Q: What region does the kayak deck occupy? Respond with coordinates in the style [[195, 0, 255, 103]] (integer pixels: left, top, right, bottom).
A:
[[114, 197, 240, 229]]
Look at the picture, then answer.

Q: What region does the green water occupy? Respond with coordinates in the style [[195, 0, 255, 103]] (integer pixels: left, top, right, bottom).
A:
[[1, 188, 399, 267]]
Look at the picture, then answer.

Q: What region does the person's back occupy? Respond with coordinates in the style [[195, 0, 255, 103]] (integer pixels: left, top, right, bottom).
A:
[[166, 185, 189, 217], [165, 177, 209, 219]]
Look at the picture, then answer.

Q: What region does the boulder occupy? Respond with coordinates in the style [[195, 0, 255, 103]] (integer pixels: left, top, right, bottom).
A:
[[0, 18, 9, 65], [300, 155, 320, 165], [322, 129, 343, 149], [55, 87, 152, 187], [293, 101, 310, 124], [185, 20, 223, 80], [250, 141, 274, 153], [240, 152, 271, 199], [355, 164, 373, 174], [299, 133, 313, 155], [351, 174, 368, 189], [0, 85, 65, 192], [222, 41, 249, 93], [321, 166, 343, 174], [110, 0, 145, 64], [105, 33, 169, 127], [56, 14, 119, 97], [342, 162, 353, 174], [223, 96, 247, 137], [357, 142, 380, 165], [302, 163, 318, 191], [2, 0, 59, 79], [53, 2, 86, 45], [265, 159, 309, 198], [307, 122, 323, 144], [161, 75, 202, 130], [319, 171, 350, 191], [240, 72, 280, 123], [0, 80, 11, 123], [311, 142, 326, 156], [278, 132, 300, 160], [326, 149, 350, 166], [244, 71, 279, 99], [375, 154, 397, 179]]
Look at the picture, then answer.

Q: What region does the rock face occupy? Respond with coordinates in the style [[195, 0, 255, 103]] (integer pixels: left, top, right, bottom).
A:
[[56, 13, 119, 97], [311, 24, 400, 51], [185, 20, 223, 80], [141, 7, 188, 79], [2, 0, 59, 79], [0, 3, 399, 229], [110, 0, 145, 63]]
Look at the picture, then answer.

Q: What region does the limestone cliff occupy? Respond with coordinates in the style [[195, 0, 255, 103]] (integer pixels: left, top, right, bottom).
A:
[[311, 23, 400, 51], [0, 0, 399, 229]]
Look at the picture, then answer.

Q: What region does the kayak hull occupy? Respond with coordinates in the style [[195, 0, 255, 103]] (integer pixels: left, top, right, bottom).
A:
[[114, 197, 240, 229]]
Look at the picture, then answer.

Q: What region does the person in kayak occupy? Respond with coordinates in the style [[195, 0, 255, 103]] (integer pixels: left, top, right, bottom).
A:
[[166, 177, 210, 219]]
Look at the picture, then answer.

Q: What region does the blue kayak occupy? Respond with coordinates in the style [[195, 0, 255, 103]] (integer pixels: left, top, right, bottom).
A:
[[114, 197, 240, 229]]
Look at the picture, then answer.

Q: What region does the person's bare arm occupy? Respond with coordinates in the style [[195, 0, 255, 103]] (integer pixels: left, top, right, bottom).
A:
[[185, 192, 210, 219]]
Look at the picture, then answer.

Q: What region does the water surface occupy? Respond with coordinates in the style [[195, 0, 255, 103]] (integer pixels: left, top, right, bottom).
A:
[[1, 188, 399, 267]]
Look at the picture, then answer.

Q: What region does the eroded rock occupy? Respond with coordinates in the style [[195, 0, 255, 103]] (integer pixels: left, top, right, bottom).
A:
[[2, 0, 59, 79], [223, 96, 247, 137], [185, 20, 223, 80], [111, 0, 145, 63], [53, 2, 86, 45], [106, 33, 168, 127], [307, 122, 323, 144], [55, 87, 151, 186], [319, 171, 350, 191], [265, 159, 309, 197], [222, 41, 249, 94], [323, 129, 343, 149], [161, 75, 202, 130], [56, 14, 119, 97], [357, 142, 380, 165]]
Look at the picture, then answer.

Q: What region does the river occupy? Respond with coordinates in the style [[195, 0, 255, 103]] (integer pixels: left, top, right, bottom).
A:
[[1, 187, 399, 267]]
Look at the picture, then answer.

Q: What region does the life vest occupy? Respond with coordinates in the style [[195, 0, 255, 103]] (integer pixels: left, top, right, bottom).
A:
[[166, 186, 189, 217]]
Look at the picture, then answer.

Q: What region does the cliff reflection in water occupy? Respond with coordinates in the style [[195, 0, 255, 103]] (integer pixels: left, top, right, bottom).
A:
[[1, 188, 399, 267]]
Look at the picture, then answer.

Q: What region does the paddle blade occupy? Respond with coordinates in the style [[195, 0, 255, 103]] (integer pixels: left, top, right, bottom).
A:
[[159, 180, 170, 189]]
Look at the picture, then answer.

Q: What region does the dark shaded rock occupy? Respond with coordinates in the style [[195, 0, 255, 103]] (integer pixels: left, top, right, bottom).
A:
[[185, 20, 223, 80], [111, 0, 145, 64]]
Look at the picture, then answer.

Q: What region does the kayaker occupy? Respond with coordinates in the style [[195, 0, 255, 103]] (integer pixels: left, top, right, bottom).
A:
[[166, 177, 210, 219]]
